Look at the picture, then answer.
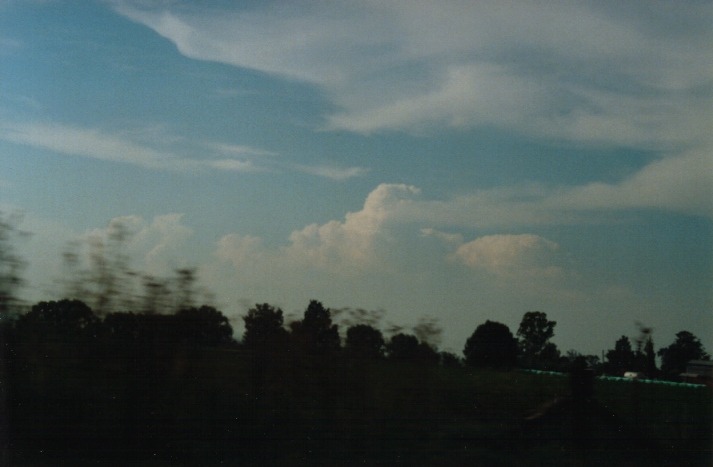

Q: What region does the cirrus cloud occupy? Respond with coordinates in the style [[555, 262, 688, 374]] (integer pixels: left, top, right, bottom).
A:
[[112, 0, 713, 148], [0, 120, 367, 180]]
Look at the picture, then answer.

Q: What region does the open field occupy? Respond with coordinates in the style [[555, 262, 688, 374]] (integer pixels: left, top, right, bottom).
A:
[[5, 343, 711, 465]]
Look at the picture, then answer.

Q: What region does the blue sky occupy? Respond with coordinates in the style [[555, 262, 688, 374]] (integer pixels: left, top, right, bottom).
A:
[[1, 0, 711, 355]]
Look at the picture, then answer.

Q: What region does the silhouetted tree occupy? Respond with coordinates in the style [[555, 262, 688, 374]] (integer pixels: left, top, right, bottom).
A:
[[90, 220, 136, 314], [538, 342, 562, 370], [387, 333, 419, 359], [290, 300, 340, 355], [0, 211, 27, 315], [331, 307, 385, 330], [629, 323, 657, 376], [517, 311, 556, 369], [643, 336, 657, 377], [412, 316, 442, 349], [59, 219, 137, 314], [439, 351, 463, 368], [345, 324, 385, 359], [15, 299, 98, 342], [604, 336, 635, 376], [463, 320, 517, 368], [102, 311, 140, 341], [59, 220, 211, 316], [140, 275, 171, 314], [242, 303, 288, 350], [565, 350, 600, 372], [386, 332, 439, 363], [174, 267, 197, 311], [658, 331, 710, 378], [175, 306, 233, 346]]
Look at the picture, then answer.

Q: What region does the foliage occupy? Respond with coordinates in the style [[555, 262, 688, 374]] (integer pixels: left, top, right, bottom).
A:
[[412, 316, 443, 349], [439, 351, 463, 368], [632, 323, 657, 376], [290, 300, 341, 355], [7, 329, 707, 465], [658, 330, 710, 378], [604, 336, 635, 376], [242, 303, 288, 350], [517, 311, 561, 370], [642, 336, 657, 376], [517, 311, 556, 358], [0, 211, 27, 315], [59, 219, 210, 315], [386, 332, 439, 363], [463, 320, 518, 368], [345, 324, 385, 359], [15, 299, 99, 342], [175, 305, 233, 346]]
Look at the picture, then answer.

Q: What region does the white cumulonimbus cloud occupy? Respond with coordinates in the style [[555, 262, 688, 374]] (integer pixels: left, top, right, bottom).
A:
[[450, 234, 562, 278], [214, 183, 420, 275]]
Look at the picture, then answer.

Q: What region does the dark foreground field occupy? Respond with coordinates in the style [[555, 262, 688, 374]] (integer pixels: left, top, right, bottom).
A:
[[3, 342, 711, 465]]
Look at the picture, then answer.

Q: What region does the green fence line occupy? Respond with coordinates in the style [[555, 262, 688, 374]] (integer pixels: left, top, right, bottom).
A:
[[521, 369, 708, 389]]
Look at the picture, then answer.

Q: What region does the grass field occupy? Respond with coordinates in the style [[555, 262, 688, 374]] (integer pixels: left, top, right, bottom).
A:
[[6, 343, 712, 465]]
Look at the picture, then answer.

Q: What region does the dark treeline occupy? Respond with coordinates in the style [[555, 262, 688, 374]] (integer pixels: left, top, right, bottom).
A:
[[0, 212, 711, 464], [1, 298, 711, 464]]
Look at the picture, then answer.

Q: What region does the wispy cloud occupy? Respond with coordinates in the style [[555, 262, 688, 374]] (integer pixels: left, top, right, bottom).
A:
[[549, 149, 713, 218], [0, 36, 22, 53], [292, 164, 369, 181], [0, 120, 366, 179], [211, 143, 277, 158], [112, 0, 713, 148], [0, 121, 185, 169]]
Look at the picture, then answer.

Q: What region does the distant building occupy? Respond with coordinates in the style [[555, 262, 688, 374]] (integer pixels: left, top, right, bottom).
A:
[[681, 360, 713, 385]]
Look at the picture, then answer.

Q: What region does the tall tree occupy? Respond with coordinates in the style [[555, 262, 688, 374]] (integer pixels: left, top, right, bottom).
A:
[[631, 322, 657, 376], [60, 219, 137, 315], [386, 332, 438, 363], [643, 337, 657, 376], [175, 306, 234, 346], [291, 300, 341, 355], [0, 211, 27, 315], [463, 320, 518, 368], [516, 311, 556, 368], [140, 275, 171, 314], [174, 267, 198, 312], [345, 324, 385, 359], [412, 316, 442, 349], [242, 303, 288, 350], [15, 299, 98, 342], [604, 336, 635, 375], [658, 331, 710, 378]]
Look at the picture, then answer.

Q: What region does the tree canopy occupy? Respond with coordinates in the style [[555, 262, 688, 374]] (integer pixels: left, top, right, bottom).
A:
[[516, 311, 557, 369], [345, 324, 385, 359], [604, 335, 635, 376], [15, 299, 98, 342], [386, 332, 438, 363], [175, 305, 234, 346], [0, 211, 27, 315], [290, 300, 341, 355], [242, 303, 288, 350], [658, 331, 710, 377], [463, 320, 518, 368]]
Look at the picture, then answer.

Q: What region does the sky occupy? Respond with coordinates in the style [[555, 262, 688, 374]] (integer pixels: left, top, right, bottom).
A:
[[1, 0, 711, 356]]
